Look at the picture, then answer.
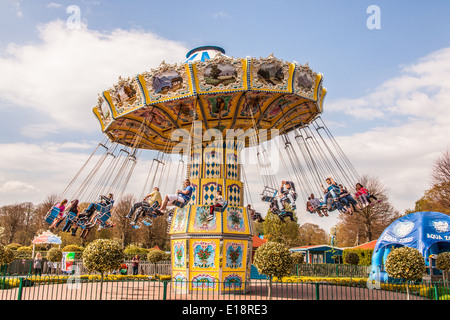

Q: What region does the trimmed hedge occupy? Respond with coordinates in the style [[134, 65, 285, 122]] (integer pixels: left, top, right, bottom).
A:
[[342, 248, 373, 266]]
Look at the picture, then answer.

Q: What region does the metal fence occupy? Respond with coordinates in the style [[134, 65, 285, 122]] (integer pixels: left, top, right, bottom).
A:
[[1, 275, 449, 301], [4, 259, 171, 276]]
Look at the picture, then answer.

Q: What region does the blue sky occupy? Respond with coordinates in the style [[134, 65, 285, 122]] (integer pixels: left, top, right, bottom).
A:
[[1, 0, 450, 231]]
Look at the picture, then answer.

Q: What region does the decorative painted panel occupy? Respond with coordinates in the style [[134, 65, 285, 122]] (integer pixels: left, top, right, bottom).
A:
[[189, 239, 220, 271], [223, 206, 249, 234], [188, 205, 222, 233], [223, 239, 247, 272], [201, 179, 224, 206], [171, 239, 187, 270], [190, 152, 201, 179], [203, 149, 222, 179], [172, 271, 188, 291], [190, 272, 219, 291], [170, 205, 190, 234], [221, 272, 245, 291], [225, 152, 239, 180], [226, 181, 242, 207]]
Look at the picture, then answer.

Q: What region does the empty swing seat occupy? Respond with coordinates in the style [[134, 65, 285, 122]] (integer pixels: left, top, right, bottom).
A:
[[131, 222, 141, 229], [261, 186, 277, 202], [44, 207, 60, 224], [142, 218, 153, 227]]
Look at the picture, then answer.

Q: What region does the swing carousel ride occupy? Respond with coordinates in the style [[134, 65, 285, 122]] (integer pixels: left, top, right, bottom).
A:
[[51, 46, 362, 291]]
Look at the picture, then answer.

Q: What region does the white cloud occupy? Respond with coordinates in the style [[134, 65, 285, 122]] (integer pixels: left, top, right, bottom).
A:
[[0, 180, 37, 193], [46, 2, 62, 9], [10, 0, 23, 18], [0, 20, 188, 137]]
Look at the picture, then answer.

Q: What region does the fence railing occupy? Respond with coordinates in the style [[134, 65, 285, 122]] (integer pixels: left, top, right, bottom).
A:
[[294, 264, 371, 278], [4, 259, 172, 276], [1, 275, 449, 301]]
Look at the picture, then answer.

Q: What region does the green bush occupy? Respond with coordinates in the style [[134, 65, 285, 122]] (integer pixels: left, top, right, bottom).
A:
[[47, 248, 63, 262], [82, 239, 124, 276], [385, 247, 426, 281], [253, 242, 293, 280], [147, 250, 165, 264], [291, 252, 304, 265], [344, 252, 360, 266], [62, 245, 84, 253], [124, 245, 149, 256], [5, 243, 22, 251], [17, 246, 32, 252], [436, 252, 450, 272], [0, 245, 15, 266], [342, 248, 373, 266]]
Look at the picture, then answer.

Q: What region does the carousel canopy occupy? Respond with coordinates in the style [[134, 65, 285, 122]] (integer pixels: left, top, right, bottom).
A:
[[92, 46, 327, 152]]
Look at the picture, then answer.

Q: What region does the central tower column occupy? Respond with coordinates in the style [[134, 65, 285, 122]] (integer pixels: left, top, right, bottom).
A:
[[169, 133, 253, 293]]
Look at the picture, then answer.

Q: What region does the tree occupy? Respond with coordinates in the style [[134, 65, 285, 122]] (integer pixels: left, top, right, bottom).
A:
[[110, 194, 135, 249], [47, 248, 63, 263], [253, 241, 293, 299], [335, 175, 400, 247], [408, 150, 450, 214], [385, 246, 426, 299], [262, 211, 299, 247], [82, 238, 124, 298], [436, 252, 450, 283], [297, 223, 329, 246], [147, 249, 165, 276], [0, 244, 14, 275]]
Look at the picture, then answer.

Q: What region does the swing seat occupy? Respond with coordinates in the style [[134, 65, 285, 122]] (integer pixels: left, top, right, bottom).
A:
[[76, 218, 88, 229], [142, 202, 159, 214], [66, 211, 77, 222], [44, 207, 60, 224], [95, 203, 113, 215], [172, 199, 188, 208], [261, 186, 277, 202], [97, 211, 112, 227], [142, 218, 153, 227], [213, 201, 228, 213], [131, 223, 141, 229]]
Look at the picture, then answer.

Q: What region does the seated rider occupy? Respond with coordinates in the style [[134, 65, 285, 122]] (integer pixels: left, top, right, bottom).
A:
[[247, 204, 265, 222], [157, 179, 193, 213], [321, 177, 341, 209], [338, 184, 361, 214], [277, 181, 297, 211], [126, 187, 162, 225], [207, 190, 225, 221], [307, 193, 328, 217], [81, 193, 114, 229], [49, 199, 68, 230], [355, 183, 380, 207]]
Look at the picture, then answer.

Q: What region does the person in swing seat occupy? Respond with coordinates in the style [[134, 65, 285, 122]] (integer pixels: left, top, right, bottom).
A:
[[207, 190, 226, 221], [126, 187, 162, 225], [155, 179, 193, 214], [277, 180, 297, 211]]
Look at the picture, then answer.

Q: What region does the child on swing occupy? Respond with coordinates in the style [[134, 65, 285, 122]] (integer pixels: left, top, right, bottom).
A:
[[355, 183, 380, 207], [207, 190, 225, 221]]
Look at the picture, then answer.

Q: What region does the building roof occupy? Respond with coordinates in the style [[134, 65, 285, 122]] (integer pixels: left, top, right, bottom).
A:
[[252, 235, 267, 248], [351, 240, 378, 250], [290, 244, 344, 252]]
